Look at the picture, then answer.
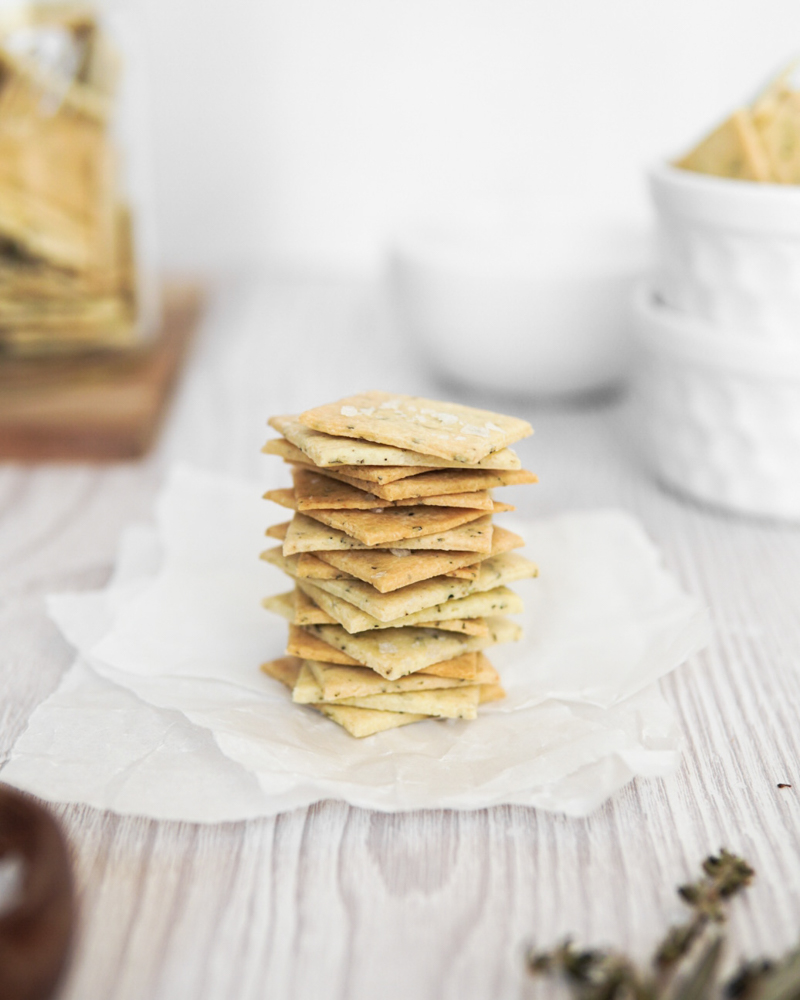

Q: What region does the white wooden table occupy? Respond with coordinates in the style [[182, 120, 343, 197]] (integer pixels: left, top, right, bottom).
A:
[[2, 274, 800, 1000]]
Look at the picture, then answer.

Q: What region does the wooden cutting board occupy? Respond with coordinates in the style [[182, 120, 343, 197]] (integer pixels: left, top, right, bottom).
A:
[[0, 283, 203, 461]]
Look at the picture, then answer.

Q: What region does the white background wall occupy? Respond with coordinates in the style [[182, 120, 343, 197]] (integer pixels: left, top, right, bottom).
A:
[[135, 0, 800, 273]]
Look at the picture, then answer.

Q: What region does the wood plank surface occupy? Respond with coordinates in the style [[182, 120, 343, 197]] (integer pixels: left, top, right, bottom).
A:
[[0, 284, 203, 461], [1, 274, 800, 1000]]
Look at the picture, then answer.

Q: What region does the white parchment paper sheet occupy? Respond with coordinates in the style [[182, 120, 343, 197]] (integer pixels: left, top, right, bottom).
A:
[[1, 466, 711, 820]]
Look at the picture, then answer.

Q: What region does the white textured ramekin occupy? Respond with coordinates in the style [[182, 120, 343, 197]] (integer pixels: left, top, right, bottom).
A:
[[631, 282, 800, 521], [650, 163, 800, 344]]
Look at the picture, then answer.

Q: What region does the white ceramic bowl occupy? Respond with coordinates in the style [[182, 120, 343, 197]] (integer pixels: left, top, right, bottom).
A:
[[388, 219, 642, 399], [631, 282, 800, 521], [650, 163, 800, 343]]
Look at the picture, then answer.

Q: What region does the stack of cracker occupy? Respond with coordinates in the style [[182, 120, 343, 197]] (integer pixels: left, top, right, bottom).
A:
[[260, 392, 538, 738], [0, 4, 140, 357]]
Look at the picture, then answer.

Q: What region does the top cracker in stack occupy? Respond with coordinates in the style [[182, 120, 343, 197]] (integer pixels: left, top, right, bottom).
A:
[[260, 391, 538, 738]]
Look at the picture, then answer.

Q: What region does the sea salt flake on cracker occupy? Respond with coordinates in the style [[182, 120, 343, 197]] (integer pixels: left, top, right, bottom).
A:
[[299, 392, 533, 464]]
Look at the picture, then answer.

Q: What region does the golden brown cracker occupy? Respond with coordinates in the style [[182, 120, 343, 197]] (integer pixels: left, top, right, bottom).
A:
[[261, 437, 308, 464], [315, 547, 483, 593], [264, 488, 297, 510], [344, 467, 538, 502], [292, 467, 386, 510], [294, 552, 355, 580], [286, 624, 361, 664], [302, 503, 488, 547], [260, 655, 303, 688], [393, 490, 494, 510]]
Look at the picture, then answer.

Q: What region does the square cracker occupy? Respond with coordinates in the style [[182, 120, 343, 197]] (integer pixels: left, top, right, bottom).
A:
[[305, 615, 521, 678], [264, 489, 297, 510], [260, 658, 427, 736], [286, 623, 360, 664], [264, 444, 436, 485], [270, 414, 522, 470], [270, 546, 537, 622], [291, 468, 385, 510], [290, 583, 487, 634], [293, 662, 480, 718], [312, 523, 522, 592], [283, 512, 494, 555], [291, 469, 495, 512], [292, 586, 337, 625], [313, 464, 437, 485], [303, 661, 470, 700], [287, 625, 481, 678], [261, 549, 355, 582], [261, 438, 309, 464], [295, 552, 354, 579], [261, 588, 338, 626], [299, 392, 533, 464], [297, 578, 523, 634], [305, 653, 498, 701], [446, 565, 479, 580], [319, 466, 537, 502], [261, 655, 303, 687], [261, 590, 295, 621], [316, 703, 427, 737], [261, 573, 491, 637], [303, 504, 488, 547], [422, 618, 488, 636], [332, 687, 481, 719], [393, 491, 494, 511], [316, 547, 483, 593]]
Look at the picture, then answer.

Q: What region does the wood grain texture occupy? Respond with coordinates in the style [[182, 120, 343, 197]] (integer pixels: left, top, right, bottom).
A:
[[0, 285, 203, 461], [2, 274, 800, 1000]]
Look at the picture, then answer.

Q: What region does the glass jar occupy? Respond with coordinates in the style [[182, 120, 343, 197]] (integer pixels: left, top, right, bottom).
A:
[[0, 0, 158, 357]]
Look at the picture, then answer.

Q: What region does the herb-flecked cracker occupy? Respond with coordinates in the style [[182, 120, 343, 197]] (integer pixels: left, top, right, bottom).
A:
[[305, 615, 521, 679], [298, 392, 533, 464], [298, 579, 523, 634], [305, 654, 499, 701], [293, 662, 483, 718], [283, 512, 494, 555], [269, 546, 537, 621], [269, 414, 522, 469], [261, 657, 426, 736], [317, 703, 427, 737], [326, 684, 481, 719]]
